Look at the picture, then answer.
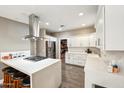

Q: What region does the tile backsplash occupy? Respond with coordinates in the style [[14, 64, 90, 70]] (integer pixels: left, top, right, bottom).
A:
[[68, 47, 100, 54], [101, 51, 124, 73], [101, 51, 124, 61], [0, 50, 30, 60]]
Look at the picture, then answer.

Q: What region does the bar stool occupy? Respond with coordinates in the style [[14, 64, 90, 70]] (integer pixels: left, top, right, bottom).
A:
[[2, 67, 30, 88], [2, 67, 19, 88], [21, 77, 30, 88], [12, 72, 28, 88], [13, 72, 30, 88], [12, 77, 23, 88], [2, 67, 12, 88]]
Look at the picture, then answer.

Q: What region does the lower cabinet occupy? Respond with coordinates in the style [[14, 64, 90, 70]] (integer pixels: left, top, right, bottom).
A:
[[65, 52, 87, 67]]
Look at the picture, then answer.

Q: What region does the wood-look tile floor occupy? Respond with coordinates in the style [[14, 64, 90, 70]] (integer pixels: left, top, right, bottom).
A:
[[60, 63, 84, 88]]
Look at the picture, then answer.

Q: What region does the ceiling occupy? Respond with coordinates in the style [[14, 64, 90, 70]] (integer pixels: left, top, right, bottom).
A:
[[0, 5, 98, 32]]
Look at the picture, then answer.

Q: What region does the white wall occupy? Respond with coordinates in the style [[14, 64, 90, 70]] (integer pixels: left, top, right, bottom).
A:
[[0, 17, 30, 52], [0, 17, 30, 79]]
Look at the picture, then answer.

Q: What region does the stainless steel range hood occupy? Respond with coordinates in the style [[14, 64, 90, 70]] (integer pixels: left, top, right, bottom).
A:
[[24, 14, 46, 57], [25, 14, 40, 40]]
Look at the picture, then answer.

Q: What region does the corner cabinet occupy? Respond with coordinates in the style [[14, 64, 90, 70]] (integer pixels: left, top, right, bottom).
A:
[[96, 6, 124, 51]]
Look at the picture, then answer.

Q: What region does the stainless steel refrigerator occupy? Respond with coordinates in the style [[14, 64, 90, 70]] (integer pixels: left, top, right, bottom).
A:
[[46, 41, 56, 58]]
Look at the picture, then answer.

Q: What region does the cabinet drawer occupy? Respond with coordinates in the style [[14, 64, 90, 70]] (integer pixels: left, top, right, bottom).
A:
[[65, 52, 87, 66]]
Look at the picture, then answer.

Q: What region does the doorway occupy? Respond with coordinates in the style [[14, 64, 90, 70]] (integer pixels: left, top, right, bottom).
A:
[[60, 39, 68, 63]]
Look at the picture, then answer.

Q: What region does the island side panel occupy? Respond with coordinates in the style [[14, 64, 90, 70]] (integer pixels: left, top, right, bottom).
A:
[[31, 61, 61, 88]]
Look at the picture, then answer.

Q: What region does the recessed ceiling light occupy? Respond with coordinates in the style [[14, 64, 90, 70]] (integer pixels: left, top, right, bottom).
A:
[[78, 12, 84, 16], [82, 24, 86, 26], [45, 22, 49, 25]]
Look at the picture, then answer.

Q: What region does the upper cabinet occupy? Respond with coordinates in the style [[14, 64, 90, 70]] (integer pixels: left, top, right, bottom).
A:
[[68, 33, 96, 48], [95, 6, 105, 50], [68, 37, 81, 47], [45, 35, 57, 42], [89, 34, 97, 47], [96, 6, 124, 51], [105, 6, 124, 50]]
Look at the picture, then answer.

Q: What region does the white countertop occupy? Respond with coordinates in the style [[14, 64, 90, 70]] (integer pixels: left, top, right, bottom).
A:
[[0, 58, 60, 76], [67, 51, 87, 54], [85, 54, 124, 88]]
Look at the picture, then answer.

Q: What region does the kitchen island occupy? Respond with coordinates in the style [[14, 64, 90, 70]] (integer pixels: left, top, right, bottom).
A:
[[0, 57, 62, 88]]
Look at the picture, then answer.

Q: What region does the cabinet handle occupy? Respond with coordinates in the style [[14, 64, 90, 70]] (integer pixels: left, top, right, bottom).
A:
[[98, 38, 100, 46], [95, 40, 97, 46]]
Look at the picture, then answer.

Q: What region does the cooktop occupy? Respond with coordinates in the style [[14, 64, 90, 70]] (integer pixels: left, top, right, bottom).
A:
[[24, 56, 47, 62]]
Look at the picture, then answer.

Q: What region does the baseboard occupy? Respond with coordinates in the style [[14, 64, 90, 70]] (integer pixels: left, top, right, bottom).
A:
[[65, 63, 84, 68]]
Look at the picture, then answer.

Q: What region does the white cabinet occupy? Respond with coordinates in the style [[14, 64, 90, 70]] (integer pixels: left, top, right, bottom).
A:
[[89, 37, 96, 47], [68, 37, 80, 47], [96, 6, 124, 51], [65, 52, 87, 66], [105, 6, 124, 50], [89, 34, 97, 47], [80, 37, 90, 47], [95, 6, 105, 50], [46, 35, 57, 42], [68, 35, 96, 48]]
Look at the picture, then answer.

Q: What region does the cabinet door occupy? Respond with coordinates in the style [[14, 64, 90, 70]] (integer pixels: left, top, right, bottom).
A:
[[80, 37, 90, 47], [95, 6, 105, 50], [49, 36, 57, 41], [89, 37, 96, 47], [105, 6, 124, 50], [68, 38, 80, 47], [46, 35, 57, 42], [69, 36, 97, 47]]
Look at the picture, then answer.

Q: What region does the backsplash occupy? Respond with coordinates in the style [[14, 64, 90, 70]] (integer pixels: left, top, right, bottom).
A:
[[0, 50, 30, 60], [101, 51, 124, 61], [68, 47, 100, 54], [101, 51, 124, 73]]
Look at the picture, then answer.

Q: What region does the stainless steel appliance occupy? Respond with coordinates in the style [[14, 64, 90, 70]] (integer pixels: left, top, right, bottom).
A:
[[24, 14, 47, 61], [24, 56, 47, 62], [46, 41, 56, 58], [24, 14, 40, 40]]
